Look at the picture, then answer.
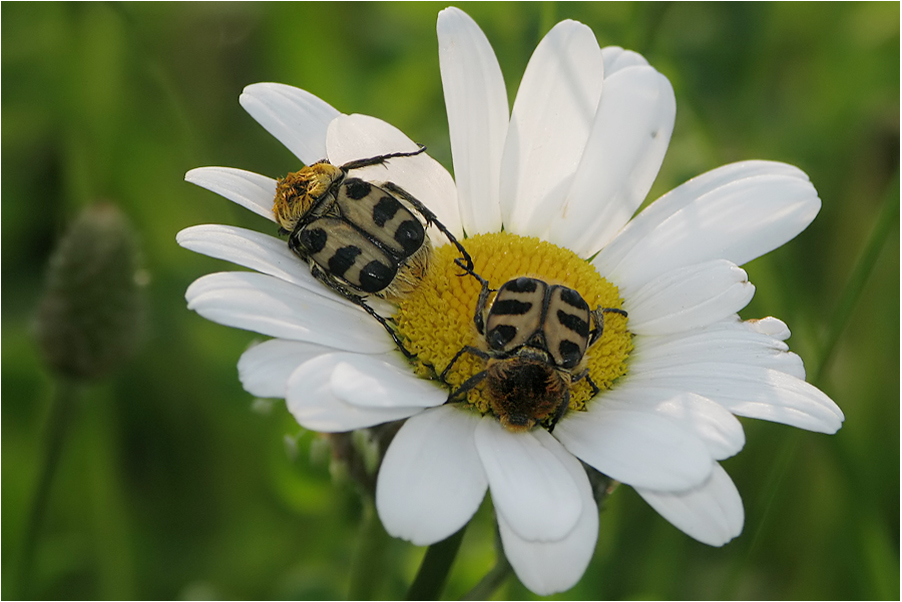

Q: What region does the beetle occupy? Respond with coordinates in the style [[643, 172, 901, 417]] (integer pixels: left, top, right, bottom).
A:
[[442, 267, 627, 432], [273, 146, 472, 357]]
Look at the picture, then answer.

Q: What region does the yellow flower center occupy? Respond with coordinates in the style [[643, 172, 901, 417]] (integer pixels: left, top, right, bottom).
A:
[[394, 232, 632, 420]]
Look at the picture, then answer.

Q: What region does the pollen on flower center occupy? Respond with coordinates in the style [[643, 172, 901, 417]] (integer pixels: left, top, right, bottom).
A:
[[394, 232, 632, 418]]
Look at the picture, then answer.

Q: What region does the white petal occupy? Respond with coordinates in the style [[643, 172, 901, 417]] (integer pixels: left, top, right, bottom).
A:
[[596, 164, 820, 290], [475, 421, 582, 542], [631, 319, 806, 379], [330, 354, 446, 409], [636, 462, 744, 546], [438, 7, 507, 235], [325, 114, 462, 238], [633, 363, 844, 433], [746, 316, 792, 341], [176, 224, 314, 289], [185, 272, 394, 353], [601, 46, 649, 76], [555, 398, 713, 491], [286, 354, 420, 432], [175, 224, 396, 315], [376, 406, 487, 545], [498, 435, 598, 596], [596, 161, 810, 274], [238, 338, 338, 399], [185, 167, 277, 222], [499, 20, 605, 237], [597, 384, 745, 460], [239, 82, 341, 165], [624, 260, 755, 334], [546, 65, 676, 256]]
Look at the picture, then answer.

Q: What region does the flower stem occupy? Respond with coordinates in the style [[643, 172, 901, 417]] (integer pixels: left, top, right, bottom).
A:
[[720, 432, 799, 598], [813, 169, 899, 385], [18, 377, 80, 598], [460, 553, 511, 601], [405, 525, 467, 601], [348, 499, 391, 600]]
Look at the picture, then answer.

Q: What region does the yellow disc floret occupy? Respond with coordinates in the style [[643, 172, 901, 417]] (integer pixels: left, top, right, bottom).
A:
[[394, 232, 632, 415]]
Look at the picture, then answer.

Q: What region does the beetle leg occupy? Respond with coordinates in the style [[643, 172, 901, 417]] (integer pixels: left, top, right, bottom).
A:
[[547, 385, 571, 433], [445, 370, 488, 405], [570, 370, 601, 397], [381, 181, 474, 272], [440, 345, 489, 383], [309, 264, 417, 360], [588, 307, 629, 346], [453, 258, 492, 336], [588, 308, 605, 346]]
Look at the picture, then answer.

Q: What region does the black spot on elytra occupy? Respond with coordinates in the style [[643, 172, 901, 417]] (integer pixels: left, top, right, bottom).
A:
[[558, 287, 588, 311], [394, 220, 424, 255], [372, 196, 401, 227], [343, 178, 372, 200], [492, 299, 532, 316], [298, 227, 328, 254], [558, 339, 582, 369], [487, 324, 517, 350], [328, 246, 361, 277], [557, 309, 589, 337], [505, 277, 538, 294], [358, 259, 394, 292]]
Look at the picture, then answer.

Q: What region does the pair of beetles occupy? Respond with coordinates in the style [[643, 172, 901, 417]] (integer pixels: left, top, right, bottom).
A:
[[273, 146, 626, 433]]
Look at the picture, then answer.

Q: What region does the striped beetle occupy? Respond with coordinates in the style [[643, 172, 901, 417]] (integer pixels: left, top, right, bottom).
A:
[[442, 267, 626, 432], [273, 146, 472, 357]]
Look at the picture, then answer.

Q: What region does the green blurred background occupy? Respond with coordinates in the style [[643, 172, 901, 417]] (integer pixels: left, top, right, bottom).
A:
[[3, 2, 899, 600]]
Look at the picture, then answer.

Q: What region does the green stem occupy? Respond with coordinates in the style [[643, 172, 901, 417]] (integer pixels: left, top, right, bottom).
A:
[[460, 554, 511, 601], [812, 170, 899, 385], [405, 525, 467, 601], [720, 433, 799, 598], [19, 378, 80, 598], [348, 500, 391, 600]]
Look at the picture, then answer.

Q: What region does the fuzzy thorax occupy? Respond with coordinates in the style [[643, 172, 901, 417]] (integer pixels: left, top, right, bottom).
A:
[[273, 163, 343, 232]]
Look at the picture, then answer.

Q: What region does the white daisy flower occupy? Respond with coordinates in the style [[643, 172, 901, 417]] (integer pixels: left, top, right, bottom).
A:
[[178, 7, 844, 596]]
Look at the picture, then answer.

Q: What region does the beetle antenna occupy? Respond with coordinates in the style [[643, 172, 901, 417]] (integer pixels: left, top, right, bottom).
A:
[[340, 144, 427, 171]]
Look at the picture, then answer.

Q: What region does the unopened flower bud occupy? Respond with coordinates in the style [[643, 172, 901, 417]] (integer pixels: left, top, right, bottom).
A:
[[35, 203, 145, 380]]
